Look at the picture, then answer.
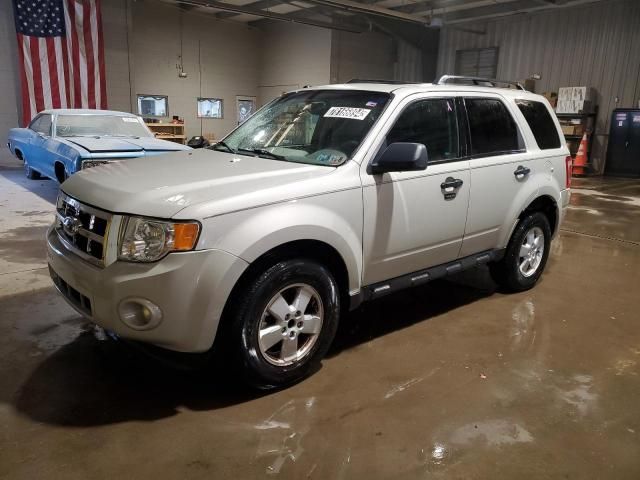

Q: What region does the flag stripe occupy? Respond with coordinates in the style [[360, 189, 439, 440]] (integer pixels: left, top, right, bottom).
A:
[[82, 0, 95, 108], [40, 37, 53, 109], [29, 38, 45, 113], [46, 37, 61, 108], [96, 0, 107, 109], [16, 34, 32, 126], [54, 38, 68, 108]]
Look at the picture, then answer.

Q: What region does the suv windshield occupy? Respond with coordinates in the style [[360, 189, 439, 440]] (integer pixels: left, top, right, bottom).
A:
[[216, 90, 391, 166], [56, 115, 152, 138]]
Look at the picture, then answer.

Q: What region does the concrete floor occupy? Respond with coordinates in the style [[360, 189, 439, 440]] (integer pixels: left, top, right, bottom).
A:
[[1, 157, 640, 479]]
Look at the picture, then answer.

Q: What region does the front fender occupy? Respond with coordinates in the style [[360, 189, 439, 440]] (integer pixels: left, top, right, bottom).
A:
[[196, 189, 364, 293]]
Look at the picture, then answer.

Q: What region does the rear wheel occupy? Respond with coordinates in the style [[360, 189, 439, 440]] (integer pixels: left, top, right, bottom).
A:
[[223, 259, 340, 389], [490, 212, 551, 292]]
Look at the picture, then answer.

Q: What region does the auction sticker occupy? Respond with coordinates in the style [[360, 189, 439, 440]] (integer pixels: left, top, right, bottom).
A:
[[324, 107, 371, 120]]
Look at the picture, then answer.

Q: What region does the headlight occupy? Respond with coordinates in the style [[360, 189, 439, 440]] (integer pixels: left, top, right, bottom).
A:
[[119, 217, 200, 262]]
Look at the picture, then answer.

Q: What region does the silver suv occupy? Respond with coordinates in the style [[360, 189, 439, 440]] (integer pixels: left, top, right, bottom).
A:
[[47, 77, 571, 388]]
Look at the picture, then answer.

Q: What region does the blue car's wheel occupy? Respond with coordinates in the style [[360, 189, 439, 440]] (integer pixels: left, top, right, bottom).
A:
[[24, 159, 40, 180]]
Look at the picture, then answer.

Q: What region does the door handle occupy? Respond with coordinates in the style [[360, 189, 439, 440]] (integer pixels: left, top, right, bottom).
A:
[[440, 177, 464, 190], [514, 165, 531, 178]]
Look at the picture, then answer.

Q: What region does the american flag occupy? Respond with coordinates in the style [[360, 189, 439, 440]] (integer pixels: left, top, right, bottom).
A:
[[12, 0, 107, 126]]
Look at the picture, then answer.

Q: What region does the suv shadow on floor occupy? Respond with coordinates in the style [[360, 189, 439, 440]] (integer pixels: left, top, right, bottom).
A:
[[11, 267, 497, 427]]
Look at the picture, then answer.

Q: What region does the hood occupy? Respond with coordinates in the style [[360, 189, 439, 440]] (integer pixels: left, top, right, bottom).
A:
[[64, 136, 190, 153], [61, 148, 337, 218]]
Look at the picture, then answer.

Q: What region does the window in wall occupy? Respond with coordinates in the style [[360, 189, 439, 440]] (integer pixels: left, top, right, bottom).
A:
[[197, 98, 223, 118], [386, 98, 459, 162], [465, 98, 521, 156], [30, 114, 52, 135], [137, 95, 168, 117], [454, 47, 499, 78], [516, 100, 561, 150]]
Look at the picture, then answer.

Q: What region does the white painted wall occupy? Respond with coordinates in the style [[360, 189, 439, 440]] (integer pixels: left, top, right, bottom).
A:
[[0, 0, 20, 164], [258, 22, 332, 106]]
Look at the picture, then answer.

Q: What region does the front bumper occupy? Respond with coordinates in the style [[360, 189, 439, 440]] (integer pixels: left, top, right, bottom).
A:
[[46, 226, 248, 352]]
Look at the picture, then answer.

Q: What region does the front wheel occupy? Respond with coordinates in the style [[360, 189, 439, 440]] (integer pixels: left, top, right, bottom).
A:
[[24, 159, 40, 180], [225, 259, 340, 389], [490, 212, 551, 292]]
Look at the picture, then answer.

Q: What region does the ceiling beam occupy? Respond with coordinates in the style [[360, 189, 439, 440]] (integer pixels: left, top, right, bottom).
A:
[[175, 0, 365, 31], [303, 0, 433, 24]]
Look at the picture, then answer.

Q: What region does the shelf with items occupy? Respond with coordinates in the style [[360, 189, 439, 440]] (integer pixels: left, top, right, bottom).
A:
[[556, 107, 598, 170], [145, 122, 186, 144]]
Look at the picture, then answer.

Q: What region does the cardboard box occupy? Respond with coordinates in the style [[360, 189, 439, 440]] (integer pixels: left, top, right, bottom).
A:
[[556, 86, 596, 114], [560, 124, 585, 136], [542, 92, 558, 109]]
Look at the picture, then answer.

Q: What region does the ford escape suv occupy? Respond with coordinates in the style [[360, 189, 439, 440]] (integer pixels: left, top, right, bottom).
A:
[[47, 77, 571, 388]]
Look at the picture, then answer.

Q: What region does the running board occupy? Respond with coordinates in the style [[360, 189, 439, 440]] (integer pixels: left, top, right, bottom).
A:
[[351, 249, 505, 308]]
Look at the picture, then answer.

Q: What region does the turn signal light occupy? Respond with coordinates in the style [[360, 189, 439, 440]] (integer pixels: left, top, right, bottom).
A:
[[173, 223, 200, 251]]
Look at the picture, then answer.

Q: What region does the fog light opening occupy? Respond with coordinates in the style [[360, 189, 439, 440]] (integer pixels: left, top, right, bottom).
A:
[[118, 298, 163, 330]]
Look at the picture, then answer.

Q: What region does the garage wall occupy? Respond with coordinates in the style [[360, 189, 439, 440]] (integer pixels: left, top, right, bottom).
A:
[[0, 0, 20, 164], [437, 0, 640, 174], [129, 0, 260, 140], [102, 0, 132, 113], [258, 22, 331, 106], [330, 30, 395, 84]]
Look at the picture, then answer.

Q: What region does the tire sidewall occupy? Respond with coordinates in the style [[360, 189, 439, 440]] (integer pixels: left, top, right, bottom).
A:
[[234, 259, 340, 388], [505, 212, 552, 290]]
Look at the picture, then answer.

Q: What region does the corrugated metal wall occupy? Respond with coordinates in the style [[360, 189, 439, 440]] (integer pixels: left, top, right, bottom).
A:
[[437, 0, 640, 173]]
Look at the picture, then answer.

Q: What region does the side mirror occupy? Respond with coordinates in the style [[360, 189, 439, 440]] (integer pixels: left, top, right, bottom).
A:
[[370, 142, 428, 174]]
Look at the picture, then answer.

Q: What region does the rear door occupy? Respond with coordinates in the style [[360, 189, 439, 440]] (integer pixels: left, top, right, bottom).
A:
[[459, 94, 534, 256], [361, 93, 471, 285]]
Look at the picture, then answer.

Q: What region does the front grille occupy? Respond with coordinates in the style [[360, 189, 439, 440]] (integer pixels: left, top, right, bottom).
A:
[[49, 265, 93, 316], [81, 158, 133, 170], [55, 193, 111, 267]]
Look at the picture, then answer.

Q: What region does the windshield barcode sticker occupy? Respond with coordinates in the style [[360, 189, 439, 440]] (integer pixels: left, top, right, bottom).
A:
[[122, 117, 139, 122], [324, 107, 371, 120]]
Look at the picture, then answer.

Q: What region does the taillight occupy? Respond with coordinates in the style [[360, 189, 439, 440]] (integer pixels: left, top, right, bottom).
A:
[[565, 155, 572, 188]]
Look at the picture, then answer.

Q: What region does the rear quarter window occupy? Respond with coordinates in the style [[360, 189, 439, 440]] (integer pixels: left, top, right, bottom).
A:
[[516, 100, 561, 150]]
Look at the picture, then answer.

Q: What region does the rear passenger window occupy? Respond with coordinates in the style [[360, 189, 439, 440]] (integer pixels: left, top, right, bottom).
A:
[[465, 98, 521, 156], [386, 99, 459, 162], [516, 100, 561, 149]]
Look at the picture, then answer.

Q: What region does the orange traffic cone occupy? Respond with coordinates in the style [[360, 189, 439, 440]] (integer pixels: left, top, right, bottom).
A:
[[572, 132, 588, 176]]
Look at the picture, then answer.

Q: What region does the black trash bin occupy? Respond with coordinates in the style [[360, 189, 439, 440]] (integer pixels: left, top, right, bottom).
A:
[[187, 136, 210, 149]]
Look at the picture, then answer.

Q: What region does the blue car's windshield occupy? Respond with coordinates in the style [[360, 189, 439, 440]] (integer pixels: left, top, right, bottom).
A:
[[215, 90, 391, 167], [56, 115, 152, 138]]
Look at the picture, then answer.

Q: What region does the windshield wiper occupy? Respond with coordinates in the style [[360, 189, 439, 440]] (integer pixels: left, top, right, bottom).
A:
[[238, 148, 286, 161], [212, 141, 236, 154]]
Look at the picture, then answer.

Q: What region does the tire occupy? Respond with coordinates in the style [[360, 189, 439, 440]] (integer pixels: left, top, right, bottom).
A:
[[489, 212, 551, 292], [223, 259, 340, 389], [24, 160, 40, 180]]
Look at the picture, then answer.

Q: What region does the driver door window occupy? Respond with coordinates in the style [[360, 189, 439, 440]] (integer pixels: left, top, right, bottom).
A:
[[30, 115, 52, 136], [386, 98, 459, 161]]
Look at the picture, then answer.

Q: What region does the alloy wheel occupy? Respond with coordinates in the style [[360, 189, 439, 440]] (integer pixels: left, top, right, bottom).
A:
[[257, 283, 324, 366]]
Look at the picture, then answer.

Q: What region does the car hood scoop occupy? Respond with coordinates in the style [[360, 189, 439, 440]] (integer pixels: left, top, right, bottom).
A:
[[61, 148, 336, 218]]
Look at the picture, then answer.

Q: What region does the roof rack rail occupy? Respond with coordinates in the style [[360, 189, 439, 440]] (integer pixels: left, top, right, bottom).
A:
[[346, 79, 420, 85], [436, 75, 526, 91]]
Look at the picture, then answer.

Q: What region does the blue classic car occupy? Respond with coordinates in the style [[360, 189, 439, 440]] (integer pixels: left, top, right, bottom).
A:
[[7, 109, 191, 183]]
